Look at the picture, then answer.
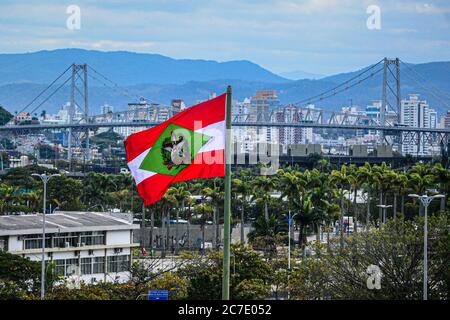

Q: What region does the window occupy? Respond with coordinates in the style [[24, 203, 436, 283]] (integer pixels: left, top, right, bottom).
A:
[[65, 258, 79, 276], [80, 231, 105, 246], [81, 257, 92, 275], [93, 257, 105, 274], [53, 233, 78, 248], [54, 259, 65, 276], [107, 255, 130, 273], [23, 234, 52, 249], [0, 236, 7, 251]]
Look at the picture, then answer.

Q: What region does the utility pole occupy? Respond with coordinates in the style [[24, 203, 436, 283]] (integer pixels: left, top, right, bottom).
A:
[[408, 193, 444, 300], [32, 172, 60, 300]]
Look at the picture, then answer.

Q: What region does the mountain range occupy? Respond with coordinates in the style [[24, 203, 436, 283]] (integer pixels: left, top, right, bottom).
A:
[[0, 49, 448, 116]]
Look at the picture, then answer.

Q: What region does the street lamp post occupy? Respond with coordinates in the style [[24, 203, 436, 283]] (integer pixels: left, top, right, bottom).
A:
[[408, 193, 444, 300], [287, 211, 298, 300], [376, 204, 392, 225], [32, 172, 60, 300]]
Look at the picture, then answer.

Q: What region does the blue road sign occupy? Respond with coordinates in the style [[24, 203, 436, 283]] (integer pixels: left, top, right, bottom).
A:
[[287, 215, 293, 226], [148, 290, 169, 300]]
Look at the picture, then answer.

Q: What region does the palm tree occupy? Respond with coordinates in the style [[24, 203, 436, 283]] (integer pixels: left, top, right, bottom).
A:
[[232, 169, 252, 243], [0, 184, 18, 214], [347, 164, 363, 233], [201, 182, 223, 249], [408, 163, 435, 195], [194, 202, 214, 254], [307, 169, 334, 241], [295, 195, 315, 254], [371, 162, 393, 225], [20, 190, 41, 212], [330, 165, 350, 246], [247, 214, 285, 255], [277, 168, 307, 248], [253, 175, 276, 221], [158, 191, 177, 257], [358, 162, 375, 228], [432, 163, 449, 211], [169, 183, 191, 254], [389, 172, 408, 218]]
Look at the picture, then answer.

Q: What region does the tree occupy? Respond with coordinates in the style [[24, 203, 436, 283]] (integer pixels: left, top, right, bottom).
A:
[[0, 250, 58, 298], [232, 169, 252, 243], [0, 105, 13, 126], [201, 180, 224, 249], [169, 183, 191, 254], [314, 213, 449, 300], [358, 162, 375, 227], [194, 202, 214, 254], [371, 162, 394, 225], [0, 184, 18, 214], [179, 244, 272, 300], [330, 165, 350, 246], [247, 215, 286, 255], [408, 163, 435, 196], [148, 272, 188, 300], [48, 176, 84, 210], [253, 176, 276, 221]]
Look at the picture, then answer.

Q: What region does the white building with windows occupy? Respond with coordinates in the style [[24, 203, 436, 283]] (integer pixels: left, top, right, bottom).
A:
[[0, 212, 140, 284], [400, 94, 437, 155]]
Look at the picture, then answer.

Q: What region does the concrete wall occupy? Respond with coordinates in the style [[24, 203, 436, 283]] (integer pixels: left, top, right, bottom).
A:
[[8, 235, 23, 251], [307, 144, 322, 155], [106, 230, 131, 246], [288, 144, 322, 156], [135, 224, 222, 249], [289, 144, 307, 156], [376, 145, 393, 157], [349, 145, 368, 157]]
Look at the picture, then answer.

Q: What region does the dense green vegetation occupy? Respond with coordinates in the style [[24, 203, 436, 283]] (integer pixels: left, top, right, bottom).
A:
[[1, 214, 448, 300], [0, 160, 449, 299], [0, 105, 12, 126]]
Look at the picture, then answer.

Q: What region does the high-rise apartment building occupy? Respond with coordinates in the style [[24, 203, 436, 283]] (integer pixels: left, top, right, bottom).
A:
[[249, 90, 280, 143], [400, 94, 437, 155]]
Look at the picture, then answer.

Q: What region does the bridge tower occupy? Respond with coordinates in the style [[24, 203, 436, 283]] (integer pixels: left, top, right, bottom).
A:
[[68, 64, 90, 170], [381, 58, 401, 144]]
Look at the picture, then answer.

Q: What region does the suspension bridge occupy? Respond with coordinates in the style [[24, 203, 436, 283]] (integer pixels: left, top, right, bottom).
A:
[[1, 58, 450, 162]]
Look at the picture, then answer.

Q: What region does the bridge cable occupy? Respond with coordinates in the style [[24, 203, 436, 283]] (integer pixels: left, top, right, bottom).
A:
[[399, 60, 450, 102], [27, 75, 73, 116], [17, 65, 72, 115], [292, 59, 384, 106], [293, 66, 384, 107], [400, 67, 450, 110]]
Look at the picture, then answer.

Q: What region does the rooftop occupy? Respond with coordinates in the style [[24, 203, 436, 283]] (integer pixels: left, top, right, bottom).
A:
[[0, 211, 139, 236]]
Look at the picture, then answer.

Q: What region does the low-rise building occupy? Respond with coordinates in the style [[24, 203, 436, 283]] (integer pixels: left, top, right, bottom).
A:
[[0, 211, 140, 284]]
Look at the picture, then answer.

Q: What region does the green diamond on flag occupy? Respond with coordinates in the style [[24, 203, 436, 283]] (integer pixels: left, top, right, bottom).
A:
[[139, 123, 211, 176], [124, 93, 226, 205]]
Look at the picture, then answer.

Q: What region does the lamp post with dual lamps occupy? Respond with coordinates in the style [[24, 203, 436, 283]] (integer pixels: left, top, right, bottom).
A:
[[31, 172, 60, 300], [408, 193, 444, 300]]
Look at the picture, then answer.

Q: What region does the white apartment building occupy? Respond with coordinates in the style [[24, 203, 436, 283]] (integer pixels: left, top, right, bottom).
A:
[[0, 212, 140, 284], [274, 105, 313, 145], [400, 94, 437, 155]]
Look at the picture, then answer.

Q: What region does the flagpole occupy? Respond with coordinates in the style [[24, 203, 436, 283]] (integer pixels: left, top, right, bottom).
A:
[[222, 85, 232, 300]]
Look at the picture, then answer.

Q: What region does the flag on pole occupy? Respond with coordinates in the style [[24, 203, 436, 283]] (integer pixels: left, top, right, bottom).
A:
[[124, 94, 226, 205]]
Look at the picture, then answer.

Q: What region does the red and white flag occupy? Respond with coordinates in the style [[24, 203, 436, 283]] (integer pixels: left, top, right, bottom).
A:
[[124, 94, 226, 205]]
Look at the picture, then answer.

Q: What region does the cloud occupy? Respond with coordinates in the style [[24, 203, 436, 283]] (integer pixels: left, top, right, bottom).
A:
[[0, 0, 449, 74]]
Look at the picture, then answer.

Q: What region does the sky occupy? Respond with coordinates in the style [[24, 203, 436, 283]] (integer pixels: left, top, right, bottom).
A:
[[0, 0, 449, 75]]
